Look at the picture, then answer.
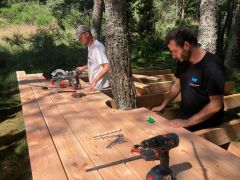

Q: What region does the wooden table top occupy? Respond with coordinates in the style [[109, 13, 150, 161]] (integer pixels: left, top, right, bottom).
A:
[[17, 71, 240, 180]]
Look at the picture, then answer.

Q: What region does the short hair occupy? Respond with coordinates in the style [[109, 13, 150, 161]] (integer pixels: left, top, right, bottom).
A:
[[166, 27, 199, 47], [75, 25, 92, 39]]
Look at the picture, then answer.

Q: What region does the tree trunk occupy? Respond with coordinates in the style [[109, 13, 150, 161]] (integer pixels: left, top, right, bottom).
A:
[[180, 0, 185, 20], [104, 0, 136, 109], [218, 0, 235, 57], [91, 0, 104, 40], [198, 0, 219, 54], [224, 3, 240, 72]]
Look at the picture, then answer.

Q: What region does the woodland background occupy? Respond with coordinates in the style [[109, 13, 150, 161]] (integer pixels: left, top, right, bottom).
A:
[[0, 0, 239, 179]]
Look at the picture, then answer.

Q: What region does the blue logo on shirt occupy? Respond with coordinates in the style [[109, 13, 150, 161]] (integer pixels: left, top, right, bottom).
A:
[[189, 76, 200, 87]]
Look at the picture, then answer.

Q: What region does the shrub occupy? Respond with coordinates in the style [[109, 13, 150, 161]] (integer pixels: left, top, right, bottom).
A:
[[0, 2, 54, 26]]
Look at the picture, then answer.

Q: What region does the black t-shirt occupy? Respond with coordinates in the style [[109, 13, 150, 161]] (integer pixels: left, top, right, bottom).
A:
[[175, 51, 225, 131]]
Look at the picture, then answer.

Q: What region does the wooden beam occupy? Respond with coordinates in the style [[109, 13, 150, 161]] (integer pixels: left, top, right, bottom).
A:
[[27, 74, 101, 179], [134, 81, 150, 96], [133, 73, 175, 83], [194, 119, 240, 146], [16, 71, 68, 180], [147, 81, 174, 94], [154, 74, 175, 82], [132, 69, 171, 75], [133, 74, 160, 83], [224, 93, 240, 110], [134, 81, 173, 95]]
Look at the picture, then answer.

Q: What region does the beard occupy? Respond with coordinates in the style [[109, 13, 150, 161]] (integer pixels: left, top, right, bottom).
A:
[[181, 49, 191, 62]]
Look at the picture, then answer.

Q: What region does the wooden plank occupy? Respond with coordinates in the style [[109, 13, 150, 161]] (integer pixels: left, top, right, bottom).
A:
[[36, 76, 159, 179], [23, 72, 240, 179], [28, 73, 240, 179], [120, 108, 240, 179], [147, 81, 174, 94], [224, 81, 236, 95], [228, 142, 240, 157], [27, 74, 102, 180], [37, 75, 141, 179], [135, 82, 237, 108], [68, 94, 161, 179], [82, 94, 240, 178], [224, 93, 240, 110], [194, 119, 240, 146], [134, 82, 151, 96], [132, 69, 172, 75], [134, 81, 173, 95], [16, 71, 67, 180], [133, 74, 175, 84], [154, 74, 175, 82], [134, 81, 150, 89], [133, 74, 161, 83]]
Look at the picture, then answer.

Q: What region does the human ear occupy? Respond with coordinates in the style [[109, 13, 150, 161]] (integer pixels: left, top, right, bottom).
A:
[[183, 41, 190, 50]]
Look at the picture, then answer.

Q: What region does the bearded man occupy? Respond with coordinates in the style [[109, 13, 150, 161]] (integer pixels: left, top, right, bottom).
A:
[[152, 27, 225, 131]]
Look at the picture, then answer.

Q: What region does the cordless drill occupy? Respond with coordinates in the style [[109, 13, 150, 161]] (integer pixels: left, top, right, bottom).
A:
[[131, 133, 179, 180], [85, 133, 179, 180]]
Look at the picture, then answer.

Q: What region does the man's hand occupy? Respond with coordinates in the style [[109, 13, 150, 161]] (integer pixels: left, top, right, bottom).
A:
[[76, 65, 87, 71], [166, 119, 189, 128], [151, 105, 165, 112], [84, 80, 97, 92]]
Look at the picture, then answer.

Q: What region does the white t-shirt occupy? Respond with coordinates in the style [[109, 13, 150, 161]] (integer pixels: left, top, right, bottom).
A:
[[88, 40, 110, 90]]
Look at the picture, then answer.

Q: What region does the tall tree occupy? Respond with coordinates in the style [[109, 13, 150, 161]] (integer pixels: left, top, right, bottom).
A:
[[136, 0, 155, 41], [224, 2, 240, 72], [198, 0, 219, 54], [104, 0, 136, 109], [218, 0, 235, 57], [91, 0, 104, 40]]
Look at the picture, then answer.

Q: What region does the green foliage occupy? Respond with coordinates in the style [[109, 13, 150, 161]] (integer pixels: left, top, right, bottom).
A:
[[235, 136, 240, 142], [0, 2, 54, 26], [225, 69, 240, 93], [129, 0, 155, 41], [47, 0, 93, 30], [14, 139, 28, 155], [2, 25, 87, 73]]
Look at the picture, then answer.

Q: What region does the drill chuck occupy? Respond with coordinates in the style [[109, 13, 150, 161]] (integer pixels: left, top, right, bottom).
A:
[[140, 133, 179, 151]]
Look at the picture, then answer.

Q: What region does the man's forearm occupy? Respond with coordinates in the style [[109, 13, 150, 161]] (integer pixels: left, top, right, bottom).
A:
[[162, 79, 180, 107], [187, 95, 224, 127], [92, 64, 109, 83]]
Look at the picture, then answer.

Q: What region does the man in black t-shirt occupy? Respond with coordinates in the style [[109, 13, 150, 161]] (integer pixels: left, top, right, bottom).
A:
[[152, 27, 225, 131]]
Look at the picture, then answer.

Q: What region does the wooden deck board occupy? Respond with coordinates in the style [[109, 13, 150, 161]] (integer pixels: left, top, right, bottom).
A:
[[17, 71, 240, 180], [27, 74, 102, 180], [68, 94, 160, 178], [36, 74, 140, 179], [17, 71, 67, 180]]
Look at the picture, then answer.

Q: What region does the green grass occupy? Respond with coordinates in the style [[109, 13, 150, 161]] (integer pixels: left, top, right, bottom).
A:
[[0, 2, 54, 27]]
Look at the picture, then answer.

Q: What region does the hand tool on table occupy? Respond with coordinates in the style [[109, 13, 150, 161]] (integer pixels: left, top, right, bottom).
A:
[[86, 133, 179, 180], [93, 129, 122, 139], [106, 134, 127, 149]]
